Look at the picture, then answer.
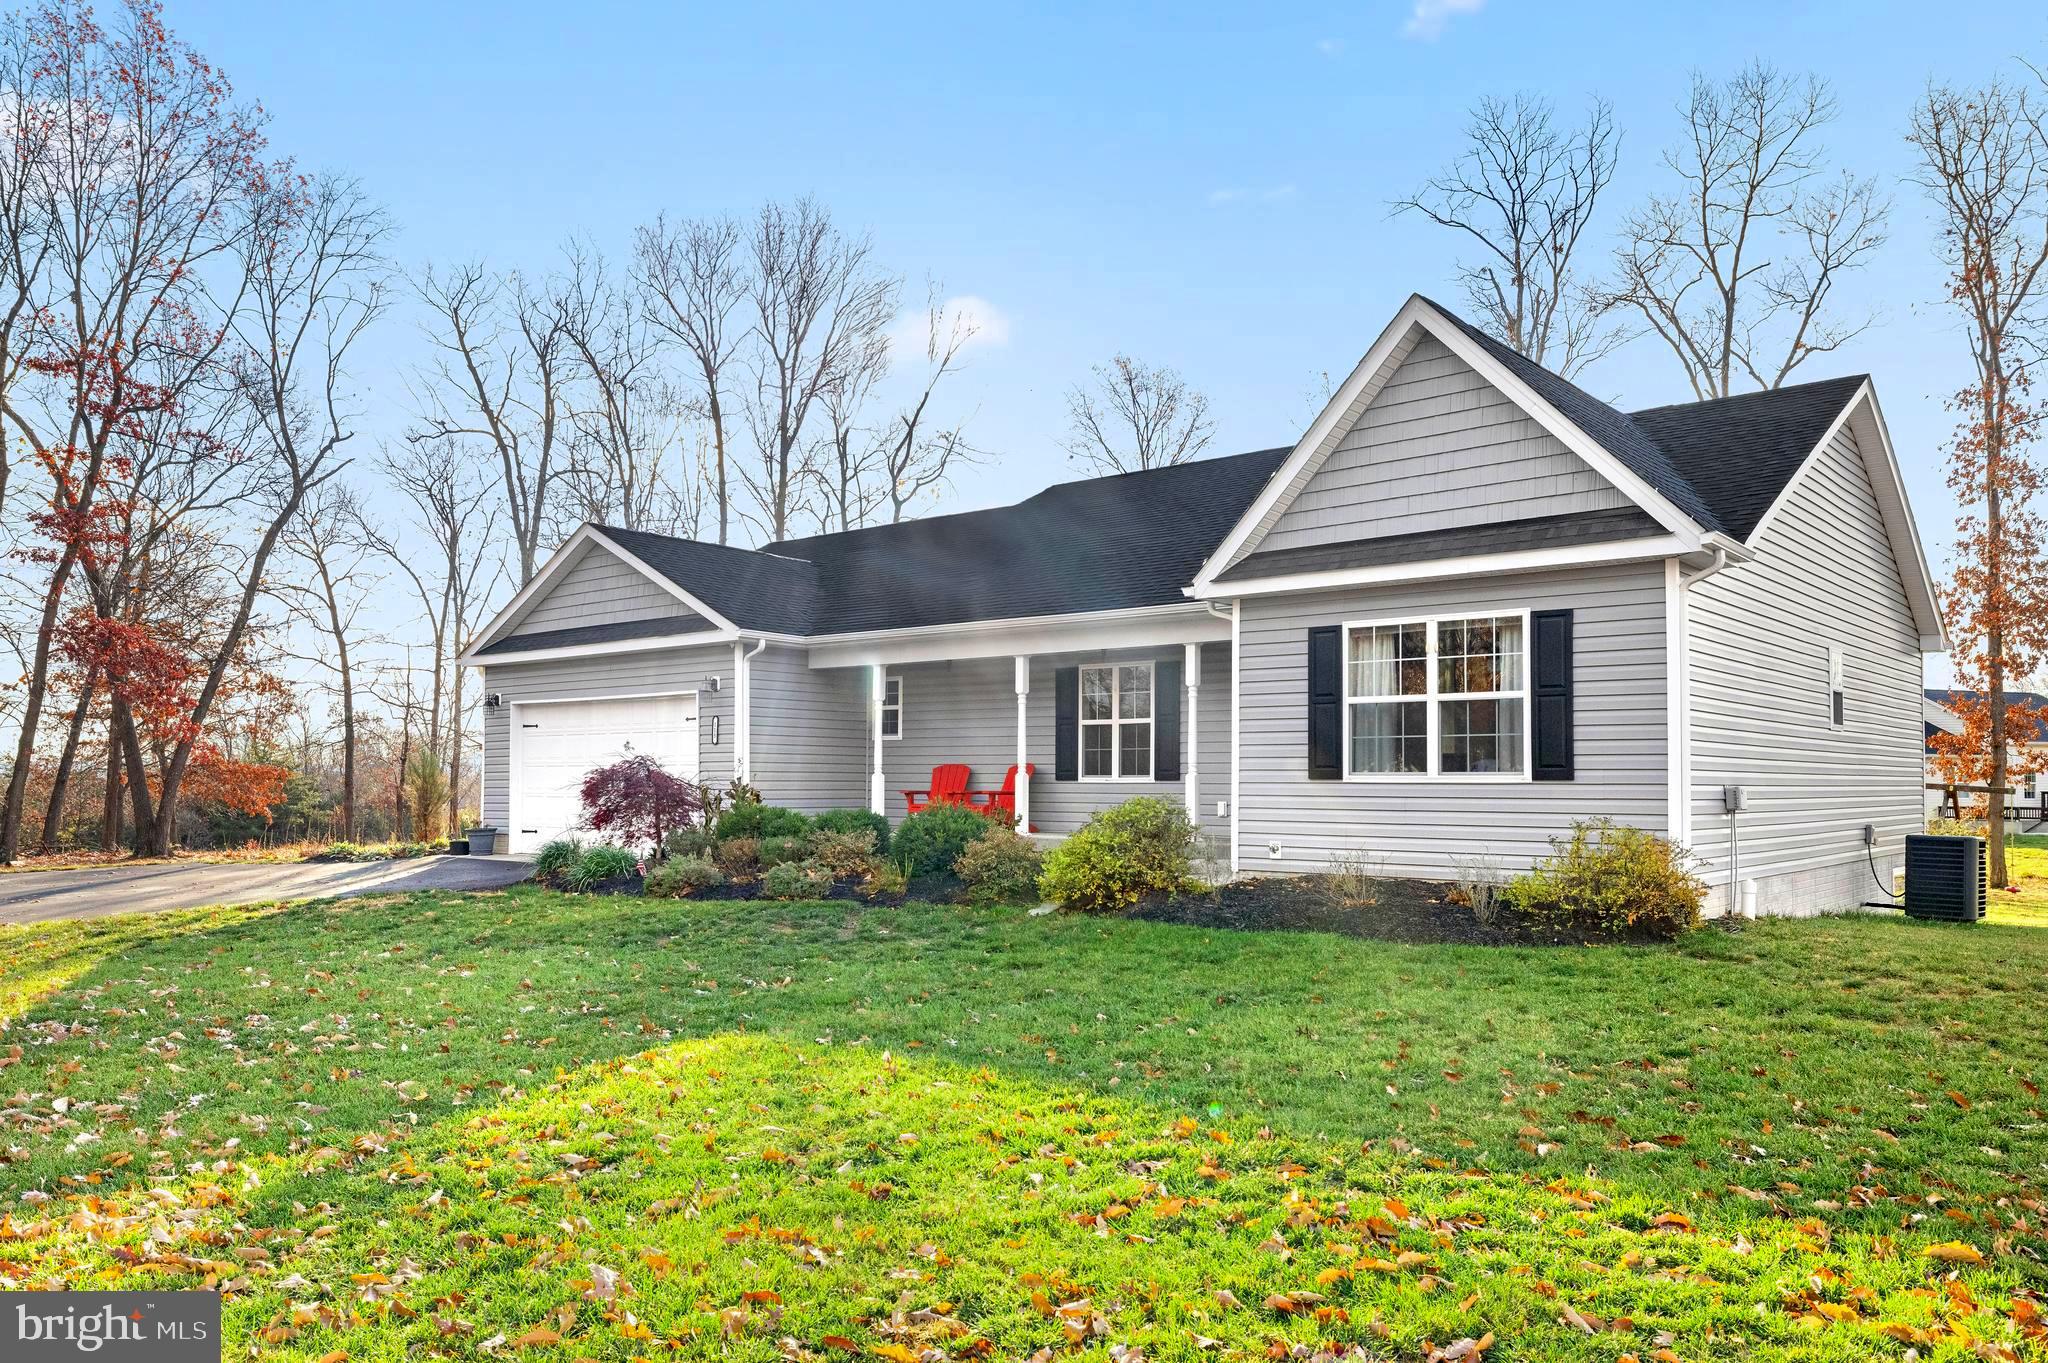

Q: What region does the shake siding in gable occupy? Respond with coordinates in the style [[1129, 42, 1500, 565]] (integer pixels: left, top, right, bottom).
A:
[[749, 645, 870, 812], [1235, 562, 1668, 876], [479, 644, 736, 829], [1685, 425, 1922, 913], [512, 542, 701, 635], [1256, 334, 1632, 554]]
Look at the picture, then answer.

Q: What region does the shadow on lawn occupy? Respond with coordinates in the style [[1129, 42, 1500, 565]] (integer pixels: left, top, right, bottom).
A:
[[1, 889, 2045, 1358]]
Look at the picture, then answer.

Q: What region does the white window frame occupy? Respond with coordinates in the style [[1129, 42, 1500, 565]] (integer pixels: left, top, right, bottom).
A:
[[881, 672, 903, 741], [1341, 609, 1533, 784], [1079, 662, 1156, 782], [1826, 645, 1845, 730]]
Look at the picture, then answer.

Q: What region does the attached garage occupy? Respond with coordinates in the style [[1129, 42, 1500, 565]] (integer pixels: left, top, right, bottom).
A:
[[507, 692, 698, 853]]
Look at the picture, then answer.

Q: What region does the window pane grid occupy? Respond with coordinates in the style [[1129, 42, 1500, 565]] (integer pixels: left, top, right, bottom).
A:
[[1343, 614, 1529, 778], [1080, 663, 1154, 779]]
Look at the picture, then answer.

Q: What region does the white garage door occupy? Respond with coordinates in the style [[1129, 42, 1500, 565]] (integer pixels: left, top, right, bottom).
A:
[[510, 693, 698, 853]]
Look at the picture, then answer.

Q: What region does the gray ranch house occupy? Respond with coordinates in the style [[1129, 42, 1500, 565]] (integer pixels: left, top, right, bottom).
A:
[[460, 295, 1944, 916]]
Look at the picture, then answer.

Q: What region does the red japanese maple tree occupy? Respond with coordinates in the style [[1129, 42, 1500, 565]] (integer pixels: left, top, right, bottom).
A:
[[578, 756, 702, 854]]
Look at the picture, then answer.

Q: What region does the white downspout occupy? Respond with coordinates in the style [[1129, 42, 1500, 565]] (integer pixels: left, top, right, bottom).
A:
[[735, 637, 768, 784], [1678, 547, 1733, 909], [1206, 599, 1239, 878], [1183, 641, 1201, 829]]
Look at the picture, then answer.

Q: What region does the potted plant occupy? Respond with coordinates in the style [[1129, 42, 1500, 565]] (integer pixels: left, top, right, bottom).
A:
[[464, 825, 500, 855]]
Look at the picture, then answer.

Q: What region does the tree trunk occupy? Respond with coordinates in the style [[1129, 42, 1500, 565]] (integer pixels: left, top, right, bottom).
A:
[[99, 735, 124, 853], [0, 547, 80, 862], [38, 667, 100, 853], [446, 664, 464, 838], [710, 389, 729, 545], [339, 659, 356, 842]]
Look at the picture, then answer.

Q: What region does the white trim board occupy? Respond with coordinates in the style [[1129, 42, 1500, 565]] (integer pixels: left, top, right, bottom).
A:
[[464, 628, 737, 668], [805, 604, 1229, 669], [1195, 535, 1692, 600], [1191, 295, 1707, 594]]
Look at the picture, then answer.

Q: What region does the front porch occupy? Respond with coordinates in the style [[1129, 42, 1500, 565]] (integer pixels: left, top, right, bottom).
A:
[[802, 606, 1233, 845]]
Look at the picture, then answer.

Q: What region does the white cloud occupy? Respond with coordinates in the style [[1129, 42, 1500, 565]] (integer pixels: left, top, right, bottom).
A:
[[1316, 36, 1344, 56], [1207, 184, 1298, 207], [889, 294, 1009, 360], [1403, 0, 1484, 40]]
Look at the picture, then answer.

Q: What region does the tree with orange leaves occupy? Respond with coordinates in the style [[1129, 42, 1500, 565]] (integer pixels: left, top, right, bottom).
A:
[[1910, 73, 2048, 888]]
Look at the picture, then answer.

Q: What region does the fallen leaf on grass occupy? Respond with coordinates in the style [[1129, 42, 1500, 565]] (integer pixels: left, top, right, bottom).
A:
[[1922, 1241, 1986, 1265]]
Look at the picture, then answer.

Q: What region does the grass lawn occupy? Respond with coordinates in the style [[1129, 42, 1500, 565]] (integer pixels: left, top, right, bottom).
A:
[[1, 890, 2044, 1361]]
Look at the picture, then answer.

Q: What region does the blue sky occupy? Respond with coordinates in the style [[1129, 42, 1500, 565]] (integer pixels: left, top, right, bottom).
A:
[[169, 0, 2048, 680]]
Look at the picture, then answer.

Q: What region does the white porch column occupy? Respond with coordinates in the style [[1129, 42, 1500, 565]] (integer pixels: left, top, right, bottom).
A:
[[1013, 655, 1031, 833], [868, 662, 886, 816], [1183, 641, 1201, 824]]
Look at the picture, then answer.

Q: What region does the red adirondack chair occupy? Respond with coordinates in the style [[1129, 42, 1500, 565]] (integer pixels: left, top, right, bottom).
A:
[[901, 763, 971, 815], [968, 763, 1036, 830]]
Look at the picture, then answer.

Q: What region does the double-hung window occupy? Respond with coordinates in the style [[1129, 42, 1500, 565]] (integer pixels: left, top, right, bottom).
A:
[[880, 674, 902, 739], [1345, 613, 1529, 778], [1080, 662, 1153, 779]]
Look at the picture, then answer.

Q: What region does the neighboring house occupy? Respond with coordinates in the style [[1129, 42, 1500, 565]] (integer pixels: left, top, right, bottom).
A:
[[1922, 689, 2048, 813], [460, 294, 1945, 917]]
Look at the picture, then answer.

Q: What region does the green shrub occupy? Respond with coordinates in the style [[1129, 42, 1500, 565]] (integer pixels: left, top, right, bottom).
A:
[[390, 840, 446, 859], [660, 825, 717, 862], [713, 837, 760, 878], [761, 860, 834, 901], [809, 828, 878, 879], [565, 844, 640, 891], [954, 826, 1043, 906], [758, 834, 809, 868], [812, 807, 890, 856], [893, 804, 990, 877], [1038, 796, 1197, 913], [644, 855, 724, 898], [1502, 818, 1704, 939], [715, 803, 811, 841], [864, 860, 908, 900], [534, 838, 584, 880]]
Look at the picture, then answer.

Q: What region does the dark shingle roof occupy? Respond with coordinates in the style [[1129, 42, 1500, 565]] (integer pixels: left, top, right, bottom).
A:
[[1628, 375, 1869, 540], [1216, 507, 1664, 583], [1421, 298, 1866, 539], [583, 449, 1288, 635], [594, 527, 821, 635], [768, 450, 1288, 631], [475, 616, 711, 656]]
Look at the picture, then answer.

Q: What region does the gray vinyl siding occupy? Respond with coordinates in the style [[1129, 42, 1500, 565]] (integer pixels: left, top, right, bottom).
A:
[[871, 644, 1231, 839], [1235, 561, 1669, 876], [1685, 426, 1922, 914], [1258, 333, 1631, 553], [480, 644, 737, 830], [511, 542, 701, 635], [750, 644, 869, 813]]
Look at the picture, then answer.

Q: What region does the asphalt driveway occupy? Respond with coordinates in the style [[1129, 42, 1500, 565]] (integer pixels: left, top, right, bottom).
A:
[[0, 855, 534, 926]]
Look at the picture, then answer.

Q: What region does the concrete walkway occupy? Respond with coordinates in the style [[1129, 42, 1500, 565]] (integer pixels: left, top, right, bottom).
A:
[[0, 854, 534, 926]]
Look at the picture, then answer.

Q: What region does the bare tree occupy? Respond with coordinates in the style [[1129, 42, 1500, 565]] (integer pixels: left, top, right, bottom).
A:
[[558, 241, 694, 534], [808, 331, 891, 533], [1394, 93, 1619, 378], [881, 284, 983, 522], [1911, 71, 2048, 891], [1607, 62, 1889, 400], [1060, 355, 1215, 475], [130, 173, 391, 857], [370, 439, 501, 841], [637, 213, 745, 544], [740, 198, 901, 541], [411, 261, 573, 585], [0, 0, 269, 862], [278, 481, 378, 841]]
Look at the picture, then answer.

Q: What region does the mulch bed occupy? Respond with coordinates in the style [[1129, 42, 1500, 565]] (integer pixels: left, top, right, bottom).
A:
[[1123, 875, 1674, 947]]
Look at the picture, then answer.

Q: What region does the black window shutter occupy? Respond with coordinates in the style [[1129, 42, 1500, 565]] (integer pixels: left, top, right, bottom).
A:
[[1307, 626, 1341, 780], [1054, 666, 1079, 782], [1154, 656, 1182, 783], [1531, 609, 1575, 782]]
